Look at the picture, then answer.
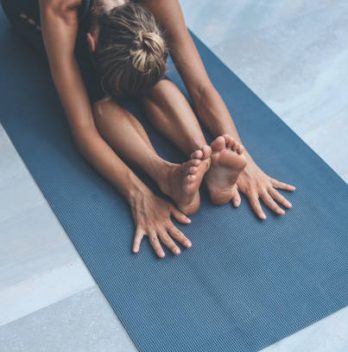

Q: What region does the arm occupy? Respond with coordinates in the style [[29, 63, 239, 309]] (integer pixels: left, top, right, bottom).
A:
[[141, 0, 295, 219], [39, 0, 135, 198], [39, 0, 191, 256], [139, 0, 239, 141]]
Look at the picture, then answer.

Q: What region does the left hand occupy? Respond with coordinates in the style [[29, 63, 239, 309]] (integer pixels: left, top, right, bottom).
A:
[[232, 157, 296, 219]]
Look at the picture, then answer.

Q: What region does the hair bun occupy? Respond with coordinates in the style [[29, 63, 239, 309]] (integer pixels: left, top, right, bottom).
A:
[[130, 30, 165, 73]]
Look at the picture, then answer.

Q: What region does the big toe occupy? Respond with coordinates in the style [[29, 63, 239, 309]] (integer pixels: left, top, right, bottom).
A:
[[211, 136, 226, 152]]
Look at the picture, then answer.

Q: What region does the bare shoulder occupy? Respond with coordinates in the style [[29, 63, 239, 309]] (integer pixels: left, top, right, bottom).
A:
[[91, 0, 129, 16], [39, 0, 83, 12]]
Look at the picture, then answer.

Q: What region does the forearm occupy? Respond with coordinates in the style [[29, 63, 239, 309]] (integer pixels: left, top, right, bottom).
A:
[[39, 1, 148, 200], [142, 0, 243, 146], [75, 127, 148, 200], [168, 29, 243, 145], [40, 1, 94, 131], [192, 82, 242, 142]]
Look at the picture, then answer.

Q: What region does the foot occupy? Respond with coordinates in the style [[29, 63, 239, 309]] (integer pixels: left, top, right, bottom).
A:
[[160, 145, 211, 215], [205, 135, 246, 205]]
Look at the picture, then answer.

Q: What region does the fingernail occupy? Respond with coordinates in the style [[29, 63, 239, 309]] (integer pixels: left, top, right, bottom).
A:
[[175, 249, 181, 255], [279, 210, 285, 215], [186, 241, 192, 248], [186, 218, 192, 223], [261, 214, 267, 220]]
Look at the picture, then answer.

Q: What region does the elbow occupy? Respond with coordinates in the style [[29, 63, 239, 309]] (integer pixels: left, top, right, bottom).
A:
[[39, 0, 80, 22]]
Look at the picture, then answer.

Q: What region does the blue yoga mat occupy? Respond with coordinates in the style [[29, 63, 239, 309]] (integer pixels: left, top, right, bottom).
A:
[[1, 11, 348, 352]]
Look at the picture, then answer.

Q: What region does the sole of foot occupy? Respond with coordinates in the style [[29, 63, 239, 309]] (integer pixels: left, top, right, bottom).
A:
[[161, 145, 211, 215], [205, 135, 246, 205]]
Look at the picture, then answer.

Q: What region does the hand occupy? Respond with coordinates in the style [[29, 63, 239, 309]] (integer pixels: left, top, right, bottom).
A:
[[234, 156, 296, 220], [128, 187, 192, 258]]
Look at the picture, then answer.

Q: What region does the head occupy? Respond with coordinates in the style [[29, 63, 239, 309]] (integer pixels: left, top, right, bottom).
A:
[[87, 2, 168, 98]]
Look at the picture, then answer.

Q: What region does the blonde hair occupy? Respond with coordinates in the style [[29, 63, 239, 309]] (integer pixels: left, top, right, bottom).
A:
[[94, 2, 168, 98]]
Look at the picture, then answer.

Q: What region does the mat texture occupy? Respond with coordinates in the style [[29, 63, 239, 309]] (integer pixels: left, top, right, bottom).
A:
[[1, 10, 348, 352]]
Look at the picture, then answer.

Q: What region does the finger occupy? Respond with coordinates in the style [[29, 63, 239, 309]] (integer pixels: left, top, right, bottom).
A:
[[231, 187, 241, 208], [149, 231, 165, 258], [132, 227, 144, 254], [260, 192, 285, 216], [268, 188, 292, 209], [158, 231, 181, 256], [248, 194, 267, 220], [168, 225, 192, 248], [171, 206, 191, 224], [271, 178, 296, 191]]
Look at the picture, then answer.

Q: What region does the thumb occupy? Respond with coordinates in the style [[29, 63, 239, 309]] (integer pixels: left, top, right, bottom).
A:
[[231, 186, 241, 208], [170, 206, 191, 224]]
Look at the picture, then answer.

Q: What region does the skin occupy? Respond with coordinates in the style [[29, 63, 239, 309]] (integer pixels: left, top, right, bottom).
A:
[[92, 98, 212, 215], [39, 0, 295, 255], [139, 0, 296, 219], [38, 0, 205, 258], [141, 79, 247, 205]]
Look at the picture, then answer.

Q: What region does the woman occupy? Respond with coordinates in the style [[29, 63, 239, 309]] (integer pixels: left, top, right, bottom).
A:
[[1, 0, 295, 258]]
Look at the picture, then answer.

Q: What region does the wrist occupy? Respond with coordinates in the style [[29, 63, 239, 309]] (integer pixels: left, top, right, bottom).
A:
[[125, 174, 151, 205]]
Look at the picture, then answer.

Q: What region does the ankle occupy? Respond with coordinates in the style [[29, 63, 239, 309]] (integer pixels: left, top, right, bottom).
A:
[[152, 160, 176, 187]]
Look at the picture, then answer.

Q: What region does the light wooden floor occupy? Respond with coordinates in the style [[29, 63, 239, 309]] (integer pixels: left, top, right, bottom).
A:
[[1, 1, 347, 351]]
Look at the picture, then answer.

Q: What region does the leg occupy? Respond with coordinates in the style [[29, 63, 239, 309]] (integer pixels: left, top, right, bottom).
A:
[[141, 79, 246, 205], [142, 79, 208, 155], [93, 98, 210, 214]]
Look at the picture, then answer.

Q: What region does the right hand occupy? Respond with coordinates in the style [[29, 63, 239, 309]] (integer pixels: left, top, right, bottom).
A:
[[129, 187, 192, 258]]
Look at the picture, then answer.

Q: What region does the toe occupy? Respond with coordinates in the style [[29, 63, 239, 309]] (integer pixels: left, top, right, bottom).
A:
[[232, 141, 243, 154], [190, 158, 201, 166], [211, 136, 226, 152], [188, 166, 198, 175], [202, 145, 212, 159], [223, 134, 234, 148], [229, 137, 238, 150], [187, 174, 196, 182], [236, 143, 244, 154], [190, 149, 203, 159]]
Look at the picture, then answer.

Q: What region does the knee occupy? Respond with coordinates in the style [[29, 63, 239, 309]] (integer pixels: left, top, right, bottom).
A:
[[151, 78, 173, 92], [92, 99, 110, 131], [92, 98, 125, 130], [143, 78, 174, 102]]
